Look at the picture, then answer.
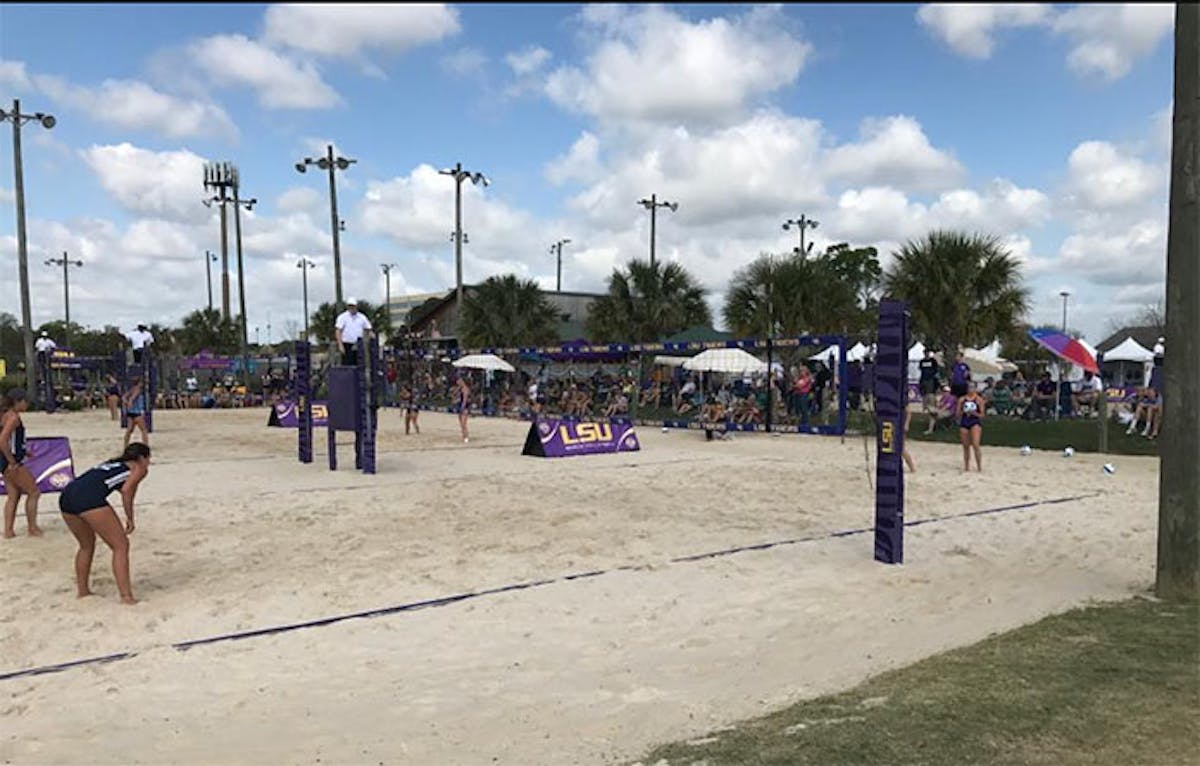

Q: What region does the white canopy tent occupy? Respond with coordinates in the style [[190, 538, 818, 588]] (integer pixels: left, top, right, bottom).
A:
[[683, 348, 768, 375], [1103, 337, 1154, 362], [653, 355, 690, 368], [452, 354, 515, 373]]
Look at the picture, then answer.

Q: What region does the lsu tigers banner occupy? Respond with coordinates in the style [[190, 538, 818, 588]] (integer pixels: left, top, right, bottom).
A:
[[268, 400, 329, 428], [0, 437, 75, 495], [523, 419, 640, 458]]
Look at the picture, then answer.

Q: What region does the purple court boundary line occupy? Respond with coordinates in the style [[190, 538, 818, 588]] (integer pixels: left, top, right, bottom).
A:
[[0, 492, 1101, 684]]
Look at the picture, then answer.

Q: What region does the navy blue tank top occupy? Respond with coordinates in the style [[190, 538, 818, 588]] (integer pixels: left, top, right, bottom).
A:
[[74, 461, 132, 497], [4, 417, 25, 464]]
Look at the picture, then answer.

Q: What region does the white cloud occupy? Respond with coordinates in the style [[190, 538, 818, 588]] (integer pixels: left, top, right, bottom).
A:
[[824, 115, 965, 192], [81, 144, 209, 224], [545, 5, 810, 124], [31, 73, 236, 140], [1062, 140, 1163, 211], [545, 132, 603, 186], [916, 4, 1050, 58], [190, 34, 339, 110], [829, 187, 929, 244], [1052, 4, 1174, 81], [263, 3, 460, 58], [0, 187, 14, 206], [917, 3, 1172, 81], [927, 179, 1051, 232], [0, 59, 32, 90], [441, 48, 488, 78], [505, 46, 551, 76], [1, 59, 235, 140], [1058, 218, 1166, 286], [276, 186, 323, 214]]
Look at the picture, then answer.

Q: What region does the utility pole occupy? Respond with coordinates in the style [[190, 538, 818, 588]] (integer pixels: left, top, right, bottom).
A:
[[296, 145, 355, 308], [783, 215, 819, 258], [232, 185, 257, 348], [381, 263, 398, 337], [43, 252, 82, 344], [551, 238, 571, 292], [203, 162, 237, 321], [204, 250, 217, 312], [1059, 290, 1070, 332], [297, 258, 315, 341], [1157, 2, 1200, 601], [438, 162, 489, 327], [1, 99, 56, 392], [637, 194, 678, 269]]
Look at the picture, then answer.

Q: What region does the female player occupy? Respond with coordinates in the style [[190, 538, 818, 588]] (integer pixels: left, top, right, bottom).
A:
[[104, 374, 121, 421], [401, 385, 420, 435], [1, 388, 42, 538], [455, 376, 471, 443], [957, 380, 986, 472], [123, 376, 149, 448], [58, 443, 150, 604]]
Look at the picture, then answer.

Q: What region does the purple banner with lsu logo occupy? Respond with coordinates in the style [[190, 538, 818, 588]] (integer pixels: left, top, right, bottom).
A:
[[268, 400, 328, 428], [0, 437, 75, 495], [523, 419, 640, 458]]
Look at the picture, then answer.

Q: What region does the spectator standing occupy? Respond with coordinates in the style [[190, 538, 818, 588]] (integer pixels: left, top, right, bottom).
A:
[[918, 348, 940, 413], [949, 351, 971, 398]]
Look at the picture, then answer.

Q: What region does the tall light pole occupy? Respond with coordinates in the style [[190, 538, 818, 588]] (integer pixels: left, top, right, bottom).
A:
[[43, 252, 83, 343], [380, 263, 398, 335], [2, 99, 56, 391], [1059, 290, 1070, 332], [297, 257, 315, 341], [204, 250, 218, 312], [232, 189, 257, 347], [783, 215, 819, 258], [550, 238, 571, 292], [296, 144, 355, 308], [202, 161, 236, 321], [637, 194, 677, 269], [438, 162, 489, 321]]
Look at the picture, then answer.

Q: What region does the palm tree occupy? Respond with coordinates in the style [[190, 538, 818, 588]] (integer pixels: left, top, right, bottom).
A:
[[883, 230, 1030, 357], [586, 259, 711, 343], [458, 275, 561, 348], [176, 308, 241, 355], [723, 252, 861, 338]]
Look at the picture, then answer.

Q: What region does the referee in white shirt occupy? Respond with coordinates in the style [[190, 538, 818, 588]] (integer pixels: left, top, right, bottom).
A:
[[334, 298, 373, 366], [127, 324, 154, 364], [35, 331, 57, 355]]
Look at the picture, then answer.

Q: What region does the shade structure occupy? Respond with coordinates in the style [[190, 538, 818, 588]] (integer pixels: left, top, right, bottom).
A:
[[653, 355, 690, 368], [451, 353, 515, 373], [1027, 328, 1099, 374], [1104, 336, 1154, 363], [682, 348, 767, 375]]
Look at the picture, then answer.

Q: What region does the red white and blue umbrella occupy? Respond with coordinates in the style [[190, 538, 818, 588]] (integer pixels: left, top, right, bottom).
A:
[[1027, 328, 1099, 374]]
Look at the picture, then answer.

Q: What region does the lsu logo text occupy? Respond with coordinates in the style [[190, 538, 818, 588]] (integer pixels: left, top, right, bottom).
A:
[[559, 422, 613, 445]]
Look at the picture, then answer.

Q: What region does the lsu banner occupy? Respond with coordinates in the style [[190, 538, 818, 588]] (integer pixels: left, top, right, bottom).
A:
[[268, 400, 328, 428], [523, 419, 640, 458], [0, 437, 75, 495]]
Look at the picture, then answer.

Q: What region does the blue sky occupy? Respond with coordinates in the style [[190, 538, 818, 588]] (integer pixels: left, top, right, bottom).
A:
[[0, 3, 1175, 344]]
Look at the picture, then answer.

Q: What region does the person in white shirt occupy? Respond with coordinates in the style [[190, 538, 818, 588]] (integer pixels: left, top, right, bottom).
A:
[[35, 332, 57, 355], [334, 298, 373, 366], [1072, 370, 1104, 415], [127, 324, 154, 364]]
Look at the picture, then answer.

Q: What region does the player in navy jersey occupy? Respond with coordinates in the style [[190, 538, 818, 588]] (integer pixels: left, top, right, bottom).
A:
[[58, 443, 151, 604], [2, 388, 42, 538]]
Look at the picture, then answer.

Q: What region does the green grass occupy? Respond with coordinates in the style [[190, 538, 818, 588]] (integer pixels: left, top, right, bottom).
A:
[[634, 597, 1199, 766]]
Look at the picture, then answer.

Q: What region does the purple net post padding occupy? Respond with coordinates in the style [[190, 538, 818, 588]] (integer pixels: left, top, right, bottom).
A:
[[327, 367, 360, 432], [0, 437, 75, 495], [296, 341, 312, 464], [874, 299, 908, 565], [523, 419, 641, 458]]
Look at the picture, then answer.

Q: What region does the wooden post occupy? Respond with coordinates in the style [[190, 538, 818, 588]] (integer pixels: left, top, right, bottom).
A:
[[1156, 4, 1200, 601]]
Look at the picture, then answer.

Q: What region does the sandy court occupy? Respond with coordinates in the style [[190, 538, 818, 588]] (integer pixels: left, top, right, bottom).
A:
[[1, 407, 1159, 765]]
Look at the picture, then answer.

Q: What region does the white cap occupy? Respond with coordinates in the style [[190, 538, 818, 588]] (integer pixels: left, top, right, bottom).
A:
[[346, 297, 358, 305]]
